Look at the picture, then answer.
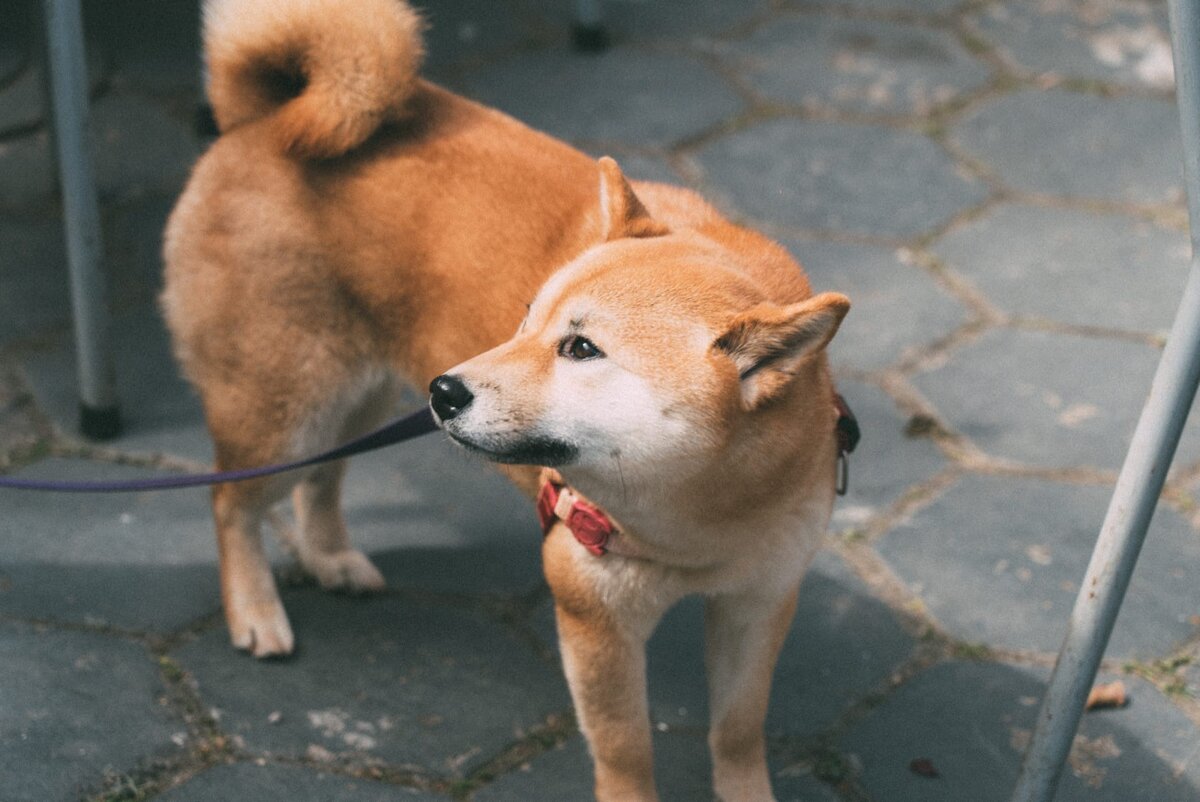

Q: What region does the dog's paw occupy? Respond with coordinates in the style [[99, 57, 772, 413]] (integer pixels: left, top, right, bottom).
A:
[[228, 601, 295, 658], [305, 549, 387, 593]]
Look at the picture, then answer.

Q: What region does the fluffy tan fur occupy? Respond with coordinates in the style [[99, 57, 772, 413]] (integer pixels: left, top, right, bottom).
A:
[[203, 0, 425, 158], [164, 3, 850, 799]]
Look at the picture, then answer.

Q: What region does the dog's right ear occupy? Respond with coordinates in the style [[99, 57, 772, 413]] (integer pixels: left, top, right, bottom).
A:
[[598, 156, 669, 241]]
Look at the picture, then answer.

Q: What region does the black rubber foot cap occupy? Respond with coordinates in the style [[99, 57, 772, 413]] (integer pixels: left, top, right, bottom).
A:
[[81, 404, 122, 441], [572, 24, 610, 52], [194, 103, 220, 138]]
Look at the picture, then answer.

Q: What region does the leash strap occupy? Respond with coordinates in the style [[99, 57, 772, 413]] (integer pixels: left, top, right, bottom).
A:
[[0, 407, 438, 493], [1, 398, 860, 495]]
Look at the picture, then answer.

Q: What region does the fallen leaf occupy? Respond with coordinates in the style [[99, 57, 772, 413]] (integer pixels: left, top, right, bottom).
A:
[[1085, 681, 1127, 710], [909, 757, 940, 778]]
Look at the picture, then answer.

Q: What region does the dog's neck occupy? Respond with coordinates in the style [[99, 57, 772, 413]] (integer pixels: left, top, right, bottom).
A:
[[557, 365, 839, 566]]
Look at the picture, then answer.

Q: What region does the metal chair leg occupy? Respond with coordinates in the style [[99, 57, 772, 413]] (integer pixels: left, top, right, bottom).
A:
[[40, 0, 120, 439], [1011, 1, 1200, 798]]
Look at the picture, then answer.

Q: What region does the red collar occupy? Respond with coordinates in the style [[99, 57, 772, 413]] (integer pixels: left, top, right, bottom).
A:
[[537, 393, 861, 555], [537, 477, 620, 557]]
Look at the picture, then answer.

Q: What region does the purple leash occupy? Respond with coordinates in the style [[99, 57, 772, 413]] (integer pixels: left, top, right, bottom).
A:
[[0, 407, 439, 493]]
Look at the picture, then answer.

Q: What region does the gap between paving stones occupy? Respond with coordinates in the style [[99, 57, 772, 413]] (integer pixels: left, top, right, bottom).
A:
[[5, 0, 1198, 797], [20, 575, 576, 801]]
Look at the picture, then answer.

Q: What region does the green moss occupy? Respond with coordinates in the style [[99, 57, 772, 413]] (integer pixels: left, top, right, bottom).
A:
[[157, 655, 185, 683], [952, 641, 993, 661], [811, 748, 850, 785]]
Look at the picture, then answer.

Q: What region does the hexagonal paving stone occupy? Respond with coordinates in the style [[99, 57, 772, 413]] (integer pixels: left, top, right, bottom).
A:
[[825, 380, 947, 531], [931, 203, 1189, 333], [102, 195, 184, 314], [520, 0, 772, 43], [0, 442, 543, 633], [0, 131, 56, 210], [970, 0, 1174, 90], [793, 239, 970, 372], [0, 622, 183, 802], [20, 306, 212, 461], [474, 733, 709, 802], [347, 438, 546, 596], [789, 0, 962, 13], [770, 550, 915, 736], [878, 475, 1200, 657], [0, 457, 221, 632], [156, 762, 447, 801], [722, 14, 990, 116], [84, 0, 203, 94], [951, 89, 1184, 205], [5, 447, 539, 618], [1182, 642, 1200, 698], [414, 0, 539, 82], [0, 14, 105, 139], [0, 1, 30, 88], [913, 327, 1200, 470], [528, 551, 914, 737], [842, 661, 1200, 801], [800, 553, 919, 734], [695, 119, 988, 238], [473, 731, 841, 801], [0, 213, 71, 343], [2, 193, 181, 341], [462, 47, 744, 148], [0, 359, 43, 458], [0, 92, 201, 207], [173, 591, 571, 778]]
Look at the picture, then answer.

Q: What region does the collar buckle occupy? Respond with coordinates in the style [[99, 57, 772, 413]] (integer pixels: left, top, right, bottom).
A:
[[833, 392, 860, 497], [537, 478, 615, 556]]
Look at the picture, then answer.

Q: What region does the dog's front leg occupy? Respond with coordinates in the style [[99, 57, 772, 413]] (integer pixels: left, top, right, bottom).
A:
[[555, 601, 659, 802], [704, 586, 800, 802], [212, 481, 294, 657]]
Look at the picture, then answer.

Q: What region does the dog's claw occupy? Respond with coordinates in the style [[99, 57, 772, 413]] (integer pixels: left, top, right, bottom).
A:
[[229, 602, 295, 657]]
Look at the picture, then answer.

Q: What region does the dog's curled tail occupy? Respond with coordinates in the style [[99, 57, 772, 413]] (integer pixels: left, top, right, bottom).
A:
[[203, 0, 424, 159]]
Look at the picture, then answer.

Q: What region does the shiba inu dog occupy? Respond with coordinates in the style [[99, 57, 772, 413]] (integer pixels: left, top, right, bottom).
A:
[[162, 0, 850, 798]]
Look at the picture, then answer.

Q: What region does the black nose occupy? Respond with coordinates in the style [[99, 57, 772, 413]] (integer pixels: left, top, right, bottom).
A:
[[429, 374, 474, 421]]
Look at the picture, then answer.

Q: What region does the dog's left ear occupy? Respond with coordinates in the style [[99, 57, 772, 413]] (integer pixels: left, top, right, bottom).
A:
[[598, 156, 670, 241], [713, 292, 850, 408]]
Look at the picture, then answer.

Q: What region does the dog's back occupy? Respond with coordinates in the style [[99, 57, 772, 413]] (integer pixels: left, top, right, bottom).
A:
[[164, 0, 612, 391]]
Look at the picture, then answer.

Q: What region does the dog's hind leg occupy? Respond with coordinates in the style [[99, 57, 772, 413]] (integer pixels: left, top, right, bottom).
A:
[[203, 367, 393, 657], [704, 587, 800, 802], [290, 460, 385, 592], [286, 378, 396, 592]]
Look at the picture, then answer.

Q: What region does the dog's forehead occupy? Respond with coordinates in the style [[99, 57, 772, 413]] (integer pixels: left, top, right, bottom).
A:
[[530, 239, 762, 330]]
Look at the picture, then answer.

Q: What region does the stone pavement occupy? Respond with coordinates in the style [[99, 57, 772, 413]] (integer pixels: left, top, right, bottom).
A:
[[1, 0, 1199, 799]]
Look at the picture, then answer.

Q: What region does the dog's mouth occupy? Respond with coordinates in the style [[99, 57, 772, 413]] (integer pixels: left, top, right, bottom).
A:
[[443, 429, 578, 467]]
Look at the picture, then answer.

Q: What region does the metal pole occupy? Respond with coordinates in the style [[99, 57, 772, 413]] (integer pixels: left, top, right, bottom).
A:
[[40, 0, 120, 439], [1011, 1, 1200, 798]]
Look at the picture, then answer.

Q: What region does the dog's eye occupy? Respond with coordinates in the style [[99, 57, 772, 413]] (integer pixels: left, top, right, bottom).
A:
[[560, 335, 604, 361]]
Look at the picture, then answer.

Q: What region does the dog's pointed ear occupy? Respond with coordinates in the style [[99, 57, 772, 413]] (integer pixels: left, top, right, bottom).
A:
[[598, 156, 669, 241], [713, 292, 850, 408]]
